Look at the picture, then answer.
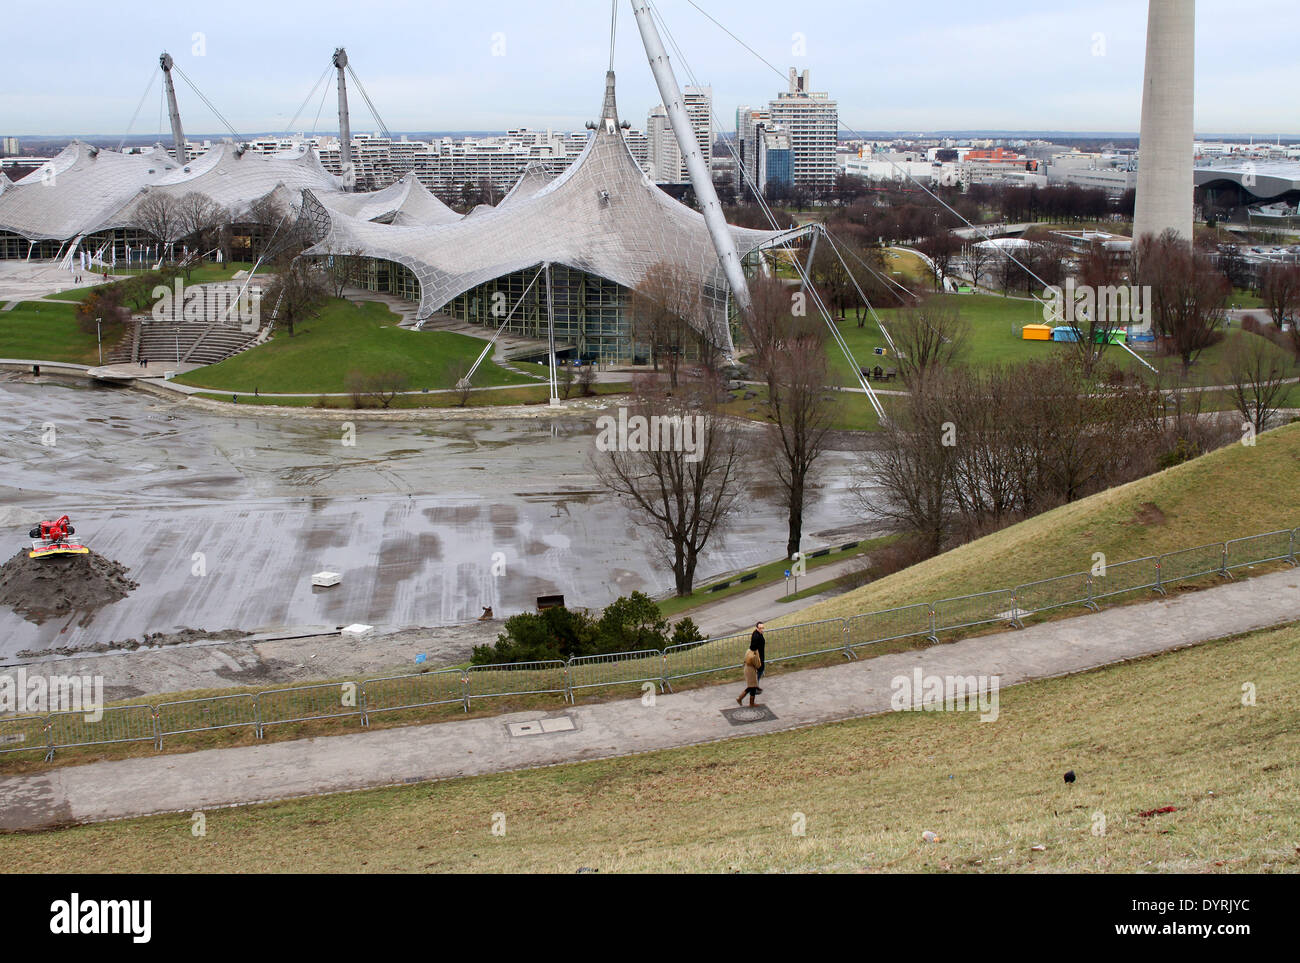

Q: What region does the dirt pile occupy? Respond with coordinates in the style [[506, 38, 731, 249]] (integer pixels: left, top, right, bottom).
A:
[[0, 549, 138, 624]]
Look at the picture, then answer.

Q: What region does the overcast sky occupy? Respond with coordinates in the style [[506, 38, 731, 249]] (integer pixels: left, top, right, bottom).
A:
[[3, 0, 1296, 138]]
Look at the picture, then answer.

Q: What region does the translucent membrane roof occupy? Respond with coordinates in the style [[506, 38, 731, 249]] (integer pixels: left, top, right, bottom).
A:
[[0, 142, 176, 241], [302, 72, 802, 342]]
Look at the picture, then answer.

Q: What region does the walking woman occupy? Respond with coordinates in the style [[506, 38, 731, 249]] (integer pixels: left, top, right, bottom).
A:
[[737, 646, 763, 706]]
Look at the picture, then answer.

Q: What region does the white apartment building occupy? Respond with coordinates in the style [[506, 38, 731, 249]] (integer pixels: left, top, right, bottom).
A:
[[646, 86, 712, 182], [767, 68, 838, 189], [735, 106, 769, 196], [646, 105, 682, 182]]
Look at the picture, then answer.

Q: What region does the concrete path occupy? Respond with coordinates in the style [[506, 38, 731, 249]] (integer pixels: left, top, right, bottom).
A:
[[1, 569, 1297, 831], [691, 555, 867, 637]]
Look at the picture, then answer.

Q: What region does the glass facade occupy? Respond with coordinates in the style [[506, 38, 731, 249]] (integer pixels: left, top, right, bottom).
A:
[[354, 257, 421, 301], [0, 232, 60, 259], [444, 264, 630, 363]]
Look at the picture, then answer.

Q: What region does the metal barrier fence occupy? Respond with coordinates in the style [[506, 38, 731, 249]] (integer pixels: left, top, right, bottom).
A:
[[1225, 530, 1295, 571], [662, 633, 749, 686], [844, 603, 933, 652], [568, 650, 664, 695], [259, 682, 366, 729], [1090, 556, 1159, 602], [46, 705, 157, 758], [466, 661, 570, 706], [0, 715, 50, 757], [1157, 542, 1227, 591], [362, 669, 468, 717], [932, 589, 1019, 637], [156, 694, 261, 746], [761, 618, 853, 665], [4, 525, 1298, 761], [1014, 572, 1094, 618]]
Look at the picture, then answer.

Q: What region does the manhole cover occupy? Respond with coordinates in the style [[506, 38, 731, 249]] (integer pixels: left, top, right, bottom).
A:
[[721, 705, 777, 726], [507, 715, 577, 738]]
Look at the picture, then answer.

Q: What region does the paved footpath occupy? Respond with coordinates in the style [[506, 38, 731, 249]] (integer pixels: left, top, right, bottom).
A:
[[2, 570, 1297, 831]]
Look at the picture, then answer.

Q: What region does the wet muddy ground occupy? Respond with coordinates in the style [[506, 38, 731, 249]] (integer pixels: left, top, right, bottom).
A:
[[0, 376, 873, 658]]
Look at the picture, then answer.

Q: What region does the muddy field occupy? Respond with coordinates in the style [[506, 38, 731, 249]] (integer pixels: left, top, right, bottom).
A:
[[0, 375, 873, 658]]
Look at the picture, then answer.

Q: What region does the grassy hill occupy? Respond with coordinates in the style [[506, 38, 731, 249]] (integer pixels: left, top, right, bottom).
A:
[[789, 420, 1300, 626], [3, 620, 1294, 872], [0, 301, 124, 364], [176, 298, 539, 394]]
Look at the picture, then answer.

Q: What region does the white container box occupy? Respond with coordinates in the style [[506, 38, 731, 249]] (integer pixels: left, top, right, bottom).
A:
[[312, 571, 342, 587]]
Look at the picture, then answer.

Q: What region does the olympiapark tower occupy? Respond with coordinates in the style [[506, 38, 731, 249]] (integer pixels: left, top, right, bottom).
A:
[[1132, 0, 1195, 243]]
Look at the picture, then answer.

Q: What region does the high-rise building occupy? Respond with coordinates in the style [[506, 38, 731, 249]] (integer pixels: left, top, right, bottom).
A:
[[768, 68, 838, 189], [1, 137, 18, 157], [683, 85, 713, 179], [646, 86, 712, 182], [1133, 0, 1195, 242], [735, 106, 769, 197], [646, 104, 682, 182], [760, 130, 793, 192]]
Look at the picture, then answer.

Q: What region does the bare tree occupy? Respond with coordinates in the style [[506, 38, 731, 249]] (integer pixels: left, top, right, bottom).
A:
[[344, 370, 408, 408], [132, 191, 182, 256], [577, 360, 598, 397], [557, 361, 576, 400], [766, 328, 835, 558], [262, 256, 328, 337], [174, 193, 227, 260], [862, 370, 961, 556], [1221, 333, 1290, 436], [743, 273, 795, 396], [964, 241, 996, 291], [1067, 239, 1131, 376], [1259, 263, 1300, 351], [917, 230, 959, 291], [326, 246, 367, 298], [245, 190, 292, 260], [890, 296, 969, 385], [592, 377, 747, 596], [446, 360, 476, 407], [629, 261, 705, 389], [1136, 230, 1230, 374]]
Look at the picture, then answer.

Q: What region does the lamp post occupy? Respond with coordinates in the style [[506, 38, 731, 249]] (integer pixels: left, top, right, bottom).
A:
[[96, 317, 102, 365]]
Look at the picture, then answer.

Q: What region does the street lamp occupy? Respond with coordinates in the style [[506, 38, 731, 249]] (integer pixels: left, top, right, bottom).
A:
[[96, 317, 102, 365]]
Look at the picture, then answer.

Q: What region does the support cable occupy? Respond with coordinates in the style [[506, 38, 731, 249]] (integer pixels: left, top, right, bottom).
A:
[[461, 265, 547, 385], [346, 65, 391, 140], [118, 66, 159, 152]]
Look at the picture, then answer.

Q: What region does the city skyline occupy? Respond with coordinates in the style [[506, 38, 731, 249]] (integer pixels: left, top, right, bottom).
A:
[[3, 0, 1297, 138]]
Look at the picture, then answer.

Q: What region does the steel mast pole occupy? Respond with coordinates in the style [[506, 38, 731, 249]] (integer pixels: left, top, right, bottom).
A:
[[333, 48, 354, 191], [159, 53, 188, 165], [629, 0, 747, 357]]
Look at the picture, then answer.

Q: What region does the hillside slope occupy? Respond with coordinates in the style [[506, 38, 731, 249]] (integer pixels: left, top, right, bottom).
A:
[[790, 421, 1300, 625]]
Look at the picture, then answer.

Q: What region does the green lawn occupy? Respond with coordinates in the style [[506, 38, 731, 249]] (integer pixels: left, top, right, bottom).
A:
[[3, 620, 1294, 873], [193, 382, 631, 409], [177, 298, 537, 393], [828, 293, 1300, 389], [43, 262, 258, 302], [719, 381, 897, 433], [0, 301, 124, 364]]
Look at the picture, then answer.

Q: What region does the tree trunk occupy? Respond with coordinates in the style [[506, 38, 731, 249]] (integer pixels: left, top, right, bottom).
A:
[[785, 478, 804, 560]]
